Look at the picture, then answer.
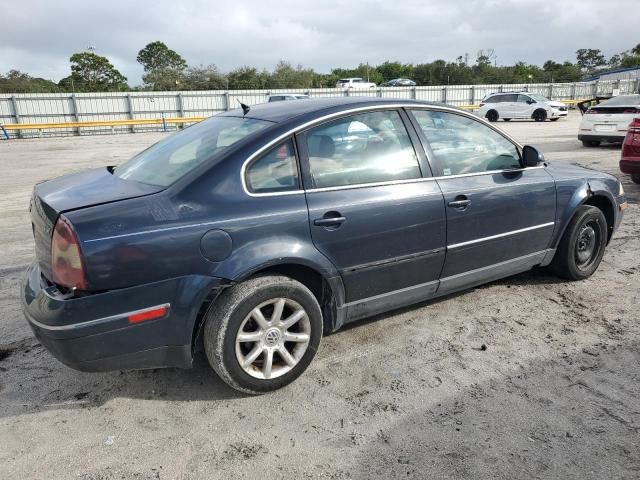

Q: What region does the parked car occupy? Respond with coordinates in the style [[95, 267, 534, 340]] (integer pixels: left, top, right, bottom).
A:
[[335, 78, 376, 89], [267, 93, 310, 102], [579, 94, 640, 147], [22, 98, 627, 394], [620, 117, 640, 183], [382, 78, 416, 87], [477, 92, 568, 122]]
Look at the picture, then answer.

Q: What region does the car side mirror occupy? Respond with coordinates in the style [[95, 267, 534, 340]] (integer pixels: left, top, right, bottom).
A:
[[522, 145, 544, 167]]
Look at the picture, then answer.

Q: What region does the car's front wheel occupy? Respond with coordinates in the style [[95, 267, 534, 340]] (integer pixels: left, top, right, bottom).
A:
[[533, 109, 547, 122], [203, 275, 323, 394], [549, 205, 607, 280]]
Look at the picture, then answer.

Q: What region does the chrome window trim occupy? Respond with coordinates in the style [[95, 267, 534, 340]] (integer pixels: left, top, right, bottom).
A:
[[26, 303, 171, 331], [447, 222, 555, 250], [305, 166, 546, 194], [240, 103, 526, 197]]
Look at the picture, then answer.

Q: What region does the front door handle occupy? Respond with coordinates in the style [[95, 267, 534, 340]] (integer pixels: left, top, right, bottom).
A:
[[314, 211, 347, 228], [448, 195, 471, 209]]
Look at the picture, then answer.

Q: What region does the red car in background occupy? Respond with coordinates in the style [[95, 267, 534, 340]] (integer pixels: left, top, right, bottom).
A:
[[621, 118, 640, 184]]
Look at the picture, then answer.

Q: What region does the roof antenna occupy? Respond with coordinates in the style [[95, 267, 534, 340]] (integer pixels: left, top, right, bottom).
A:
[[237, 100, 250, 116]]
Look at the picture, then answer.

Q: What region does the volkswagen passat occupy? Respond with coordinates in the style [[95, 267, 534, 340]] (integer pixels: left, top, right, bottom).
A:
[[22, 98, 627, 394]]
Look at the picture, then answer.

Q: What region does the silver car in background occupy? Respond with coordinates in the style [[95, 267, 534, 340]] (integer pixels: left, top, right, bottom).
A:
[[477, 92, 568, 122], [578, 95, 640, 147]]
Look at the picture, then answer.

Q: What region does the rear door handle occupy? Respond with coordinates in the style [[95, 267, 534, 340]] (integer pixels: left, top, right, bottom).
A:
[[448, 195, 471, 209], [313, 212, 347, 228]]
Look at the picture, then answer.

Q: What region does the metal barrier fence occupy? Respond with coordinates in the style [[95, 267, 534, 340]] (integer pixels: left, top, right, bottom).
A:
[[1, 79, 638, 138]]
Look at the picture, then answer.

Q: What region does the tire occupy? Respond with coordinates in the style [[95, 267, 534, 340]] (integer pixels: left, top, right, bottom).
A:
[[631, 174, 640, 184], [503, 118, 511, 122], [581, 140, 601, 147], [550, 118, 560, 122], [486, 110, 499, 122], [203, 275, 323, 394], [549, 205, 607, 281], [533, 109, 547, 122]]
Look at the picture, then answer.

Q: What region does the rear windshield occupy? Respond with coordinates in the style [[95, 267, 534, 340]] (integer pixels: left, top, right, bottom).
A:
[[115, 116, 272, 187], [601, 95, 640, 106]]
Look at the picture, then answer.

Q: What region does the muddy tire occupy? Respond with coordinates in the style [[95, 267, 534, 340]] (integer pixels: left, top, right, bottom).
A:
[[549, 205, 607, 280], [203, 275, 322, 395]]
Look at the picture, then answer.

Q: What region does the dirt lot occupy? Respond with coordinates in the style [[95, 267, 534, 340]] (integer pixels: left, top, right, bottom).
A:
[[1, 112, 638, 479]]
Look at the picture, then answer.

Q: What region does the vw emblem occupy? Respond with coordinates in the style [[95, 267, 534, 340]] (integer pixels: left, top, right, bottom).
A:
[[265, 328, 281, 346]]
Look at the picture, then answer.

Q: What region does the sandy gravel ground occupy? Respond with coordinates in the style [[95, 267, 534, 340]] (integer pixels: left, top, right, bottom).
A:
[[0, 112, 638, 479]]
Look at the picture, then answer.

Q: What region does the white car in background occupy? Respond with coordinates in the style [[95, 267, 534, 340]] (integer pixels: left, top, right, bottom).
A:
[[477, 92, 568, 122], [267, 93, 310, 102], [335, 78, 376, 89], [578, 94, 640, 147]]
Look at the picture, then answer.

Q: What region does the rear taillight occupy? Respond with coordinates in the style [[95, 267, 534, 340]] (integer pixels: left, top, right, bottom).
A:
[[51, 215, 87, 290], [630, 118, 640, 132]]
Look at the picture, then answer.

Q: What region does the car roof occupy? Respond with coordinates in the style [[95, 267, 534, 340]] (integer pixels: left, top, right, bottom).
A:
[[220, 97, 449, 123]]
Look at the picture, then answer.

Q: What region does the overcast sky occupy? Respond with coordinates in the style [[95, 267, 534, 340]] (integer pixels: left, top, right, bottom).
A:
[[1, 0, 637, 84]]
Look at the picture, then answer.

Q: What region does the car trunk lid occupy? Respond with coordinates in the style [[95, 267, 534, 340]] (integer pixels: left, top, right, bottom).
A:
[[30, 167, 162, 281]]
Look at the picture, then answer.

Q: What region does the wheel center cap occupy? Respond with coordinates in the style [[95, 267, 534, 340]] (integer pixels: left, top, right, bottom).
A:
[[264, 328, 281, 346]]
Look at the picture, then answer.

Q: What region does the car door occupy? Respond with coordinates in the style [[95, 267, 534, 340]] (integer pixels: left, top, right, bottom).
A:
[[514, 94, 535, 118], [498, 93, 518, 118], [408, 108, 557, 293], [297, 109, 446, 319]]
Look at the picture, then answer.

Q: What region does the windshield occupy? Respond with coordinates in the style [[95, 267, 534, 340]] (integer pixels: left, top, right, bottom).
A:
[[115, 116, 272, 187], [601, 95, 640, 106], [528, 94, 551, 102]]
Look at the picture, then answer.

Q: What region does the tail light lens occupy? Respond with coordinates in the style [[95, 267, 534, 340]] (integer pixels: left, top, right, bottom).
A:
[[629, 118, 640, 133], [51, 215, 87, 290]]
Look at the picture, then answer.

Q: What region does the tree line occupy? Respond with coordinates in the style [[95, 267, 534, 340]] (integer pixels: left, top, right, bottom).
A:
[[1, 41, 639, 94]]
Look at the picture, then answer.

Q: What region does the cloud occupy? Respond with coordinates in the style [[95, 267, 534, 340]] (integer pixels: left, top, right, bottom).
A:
[[0, 0, 637, 84]]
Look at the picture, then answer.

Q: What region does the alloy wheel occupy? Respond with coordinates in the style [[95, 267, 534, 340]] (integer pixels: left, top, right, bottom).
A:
[[235, 298, 311, 380]]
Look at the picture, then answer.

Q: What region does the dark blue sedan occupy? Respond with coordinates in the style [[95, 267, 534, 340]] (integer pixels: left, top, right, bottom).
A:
[[22, 98, 627, 394]]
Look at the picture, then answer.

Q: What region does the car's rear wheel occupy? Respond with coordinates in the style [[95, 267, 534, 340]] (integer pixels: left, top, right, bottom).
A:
[[582, 140, 601, 147], [203, 275, 322, 394], [549, 205, 607, 280], [486, 110, 499, 122], [631, 174, 640, 184], [533, 109, 547, 122]]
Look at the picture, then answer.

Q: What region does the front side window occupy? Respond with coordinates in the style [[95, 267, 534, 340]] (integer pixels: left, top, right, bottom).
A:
[[246, 139, 299, 193], [304, 110, 421, 188], [411, 110, 521, 176], [517, 94, 533, 103], [116, 116, 272, 187]]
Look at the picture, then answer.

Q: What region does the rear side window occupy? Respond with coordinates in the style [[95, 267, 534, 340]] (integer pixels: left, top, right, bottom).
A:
[[411, 110, 521, 176], [304, 110, 421, 188], [484, 95, 500, 103], [501, 94, 518, 102], [116, 116, 271, 187], [269, 96, 285, 102], [246, 139, 300, 194]]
